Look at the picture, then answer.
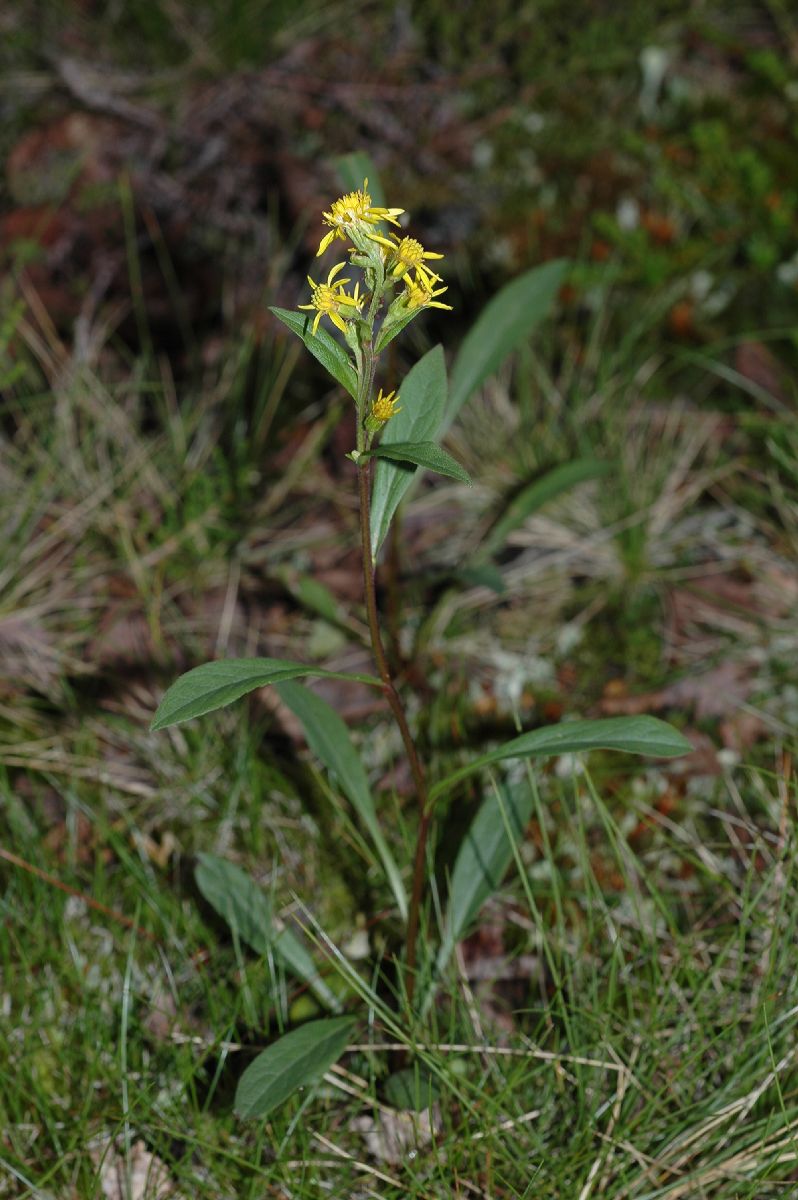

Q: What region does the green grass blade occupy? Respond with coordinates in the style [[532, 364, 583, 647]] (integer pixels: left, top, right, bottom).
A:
[[151, 658, 382, 730]]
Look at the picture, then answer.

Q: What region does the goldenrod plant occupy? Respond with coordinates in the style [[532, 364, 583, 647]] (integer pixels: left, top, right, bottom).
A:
[[151, 165, 691, 1119]]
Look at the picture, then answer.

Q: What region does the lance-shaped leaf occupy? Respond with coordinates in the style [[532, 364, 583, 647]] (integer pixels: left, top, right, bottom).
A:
[[392, 265, 568, 522], [374, 307, 419, 354], [446, 259, 568, 429], [335, 152, 385, 208], [195, 854, 340, 1010], [437, 782, 533, 972], [276, 681, 408, 920], [270, 306, 358, 399], [481, 458, 609, 557], [429, 716, 692, 802], [151, 658, 382, 730], [454, 563, 507, 594], [276, 568, 342, 625], [369, 346, 447, 560], [236, 1016, 356, 1118], [362, 441, 471, 485]]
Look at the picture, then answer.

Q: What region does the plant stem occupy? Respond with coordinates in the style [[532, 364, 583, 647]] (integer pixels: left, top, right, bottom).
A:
[[357, 459, 429, 1008]]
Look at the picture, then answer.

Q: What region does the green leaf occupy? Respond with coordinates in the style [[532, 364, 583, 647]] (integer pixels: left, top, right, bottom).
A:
[[369, 346, 447, 560], [374, 307, 419, 354], [429, 716, 692, 802], [454, 563, 506, 593], [151, 658, 382, 730], [270, 306, 358, 399], [272, 927, 340, 1011], [364, 441, 471, 485], [335, 153, 385, 208], [277, 569, 342, 625], [384, 1067, 440, 1112], [447, 260, 568, 427], [437, 783, 533, 971], [235, 1016, 356, 1118], [195, 855, 340, 1010], [276, 681, 408, 920], [195, 853, 273, 954], [482, 458, 609, 557]]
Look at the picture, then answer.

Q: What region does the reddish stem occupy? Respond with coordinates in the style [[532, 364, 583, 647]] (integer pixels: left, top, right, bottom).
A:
[[357, 460, 429, 1007]]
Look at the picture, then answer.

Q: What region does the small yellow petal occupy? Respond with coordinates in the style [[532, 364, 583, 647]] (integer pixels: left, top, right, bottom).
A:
[[317, 230, 335, 256], [366, 232, 396, 249]]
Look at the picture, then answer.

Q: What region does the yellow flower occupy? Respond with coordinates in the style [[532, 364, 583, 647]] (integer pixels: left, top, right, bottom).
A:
[[370, 233, 444, 285], [365, 388, 402, 432], [317, 180, 404, 256], [372, 388, 401, 422], [403, 275, 452, 312], [298, 262, 363, 335]]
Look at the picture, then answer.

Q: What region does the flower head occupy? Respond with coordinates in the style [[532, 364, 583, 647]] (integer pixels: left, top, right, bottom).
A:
[[370, 233, 444, 285], [298, 262, 363, 335], [365, 388, 401, 433], [402, 275, 453, 312], [317, 180, 404, 257]]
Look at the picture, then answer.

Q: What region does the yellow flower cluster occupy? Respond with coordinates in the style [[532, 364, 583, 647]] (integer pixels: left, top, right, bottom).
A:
[[298, 263, 363, 336], [403, 276, 451, 312], [366, 388, 401, 432], [369, 233, 443, 287], [301, 180, 451, 336], [316, 181, 404, 257]]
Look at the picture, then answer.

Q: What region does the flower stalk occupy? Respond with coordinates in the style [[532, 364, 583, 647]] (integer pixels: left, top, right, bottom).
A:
[[304, 179, 451, 1006], [356, 456, 430, 1005]]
